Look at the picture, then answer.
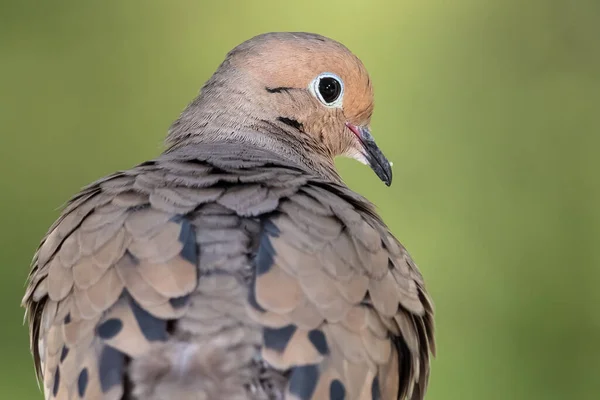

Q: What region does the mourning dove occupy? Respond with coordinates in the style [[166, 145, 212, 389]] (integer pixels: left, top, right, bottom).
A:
[[22, 32, 435, 400]]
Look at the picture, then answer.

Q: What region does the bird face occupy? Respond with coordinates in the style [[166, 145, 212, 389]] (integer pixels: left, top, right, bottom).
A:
[[229, 32, 393, 186]]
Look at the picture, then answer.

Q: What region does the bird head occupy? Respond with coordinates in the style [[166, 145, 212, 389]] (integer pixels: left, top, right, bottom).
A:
[[168, 32, 393, 186]]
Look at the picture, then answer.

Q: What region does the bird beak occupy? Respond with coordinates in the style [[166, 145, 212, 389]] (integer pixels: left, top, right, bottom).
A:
[[346, 123, 393, 186]]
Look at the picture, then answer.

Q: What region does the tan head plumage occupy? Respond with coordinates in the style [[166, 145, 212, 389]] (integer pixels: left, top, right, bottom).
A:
[[168, 32, 392, 185]]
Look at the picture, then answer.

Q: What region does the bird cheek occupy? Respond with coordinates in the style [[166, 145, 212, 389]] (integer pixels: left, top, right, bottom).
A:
[[327, 123, 355, 157], [343, 124, 362, 152]]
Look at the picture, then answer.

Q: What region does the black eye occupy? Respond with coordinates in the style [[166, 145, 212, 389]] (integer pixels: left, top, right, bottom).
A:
[[318, 77, 342, 104]]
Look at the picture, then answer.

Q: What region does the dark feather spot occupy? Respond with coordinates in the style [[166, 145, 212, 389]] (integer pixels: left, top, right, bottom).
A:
[[64, 313, 71, 324], [330, 379, 346, 400], [169, 294, 190, 309], [60, 345, 69, 363], [263, 219, 281, 237], [256, 220, 281, 276], [277, 117, 303, 131], [256, 236, 276, 276], [248, 273, 266, 312], [264, 324, 297, 352], [78, 368, 89, 397], [99, 345, 125, 392], [52, 366, 60, 396], [177, 218, 198, 265], [265, 86, 294, 93], [308, 329, 329, 355], [371, 376, 381, 400], [289, 364, 319, 400], [97, 318, 123, 339], [130, 296, 167, 342], [129, 252, 144, 269]]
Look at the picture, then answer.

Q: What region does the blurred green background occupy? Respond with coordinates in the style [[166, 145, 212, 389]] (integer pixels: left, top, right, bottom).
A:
[[1, 0, 599, 399]]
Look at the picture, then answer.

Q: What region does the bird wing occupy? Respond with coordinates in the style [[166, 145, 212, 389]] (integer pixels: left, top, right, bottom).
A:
[[251, 181, 435, 400], [23, 144, 434, 400]]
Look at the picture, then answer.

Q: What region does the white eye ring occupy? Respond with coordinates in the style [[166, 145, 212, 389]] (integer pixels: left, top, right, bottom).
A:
[[308, 72, 344, 109]]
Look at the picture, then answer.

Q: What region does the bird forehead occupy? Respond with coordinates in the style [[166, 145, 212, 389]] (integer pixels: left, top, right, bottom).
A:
[[231, 35, 374, 122]]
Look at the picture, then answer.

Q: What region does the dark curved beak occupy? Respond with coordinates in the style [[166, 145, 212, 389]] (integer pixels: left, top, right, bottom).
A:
[[346, 123, 393, 186]]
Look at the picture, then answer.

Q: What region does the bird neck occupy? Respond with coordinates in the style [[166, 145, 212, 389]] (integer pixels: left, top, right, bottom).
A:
[[164, 97, 342, 185]]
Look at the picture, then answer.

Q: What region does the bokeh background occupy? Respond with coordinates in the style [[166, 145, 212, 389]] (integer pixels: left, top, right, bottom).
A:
[[1, 0, 599, 399]]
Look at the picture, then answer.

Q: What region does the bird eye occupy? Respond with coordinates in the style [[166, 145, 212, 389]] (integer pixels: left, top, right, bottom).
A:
[[310, 73, 344, 108], [319, 77, 341, 103]]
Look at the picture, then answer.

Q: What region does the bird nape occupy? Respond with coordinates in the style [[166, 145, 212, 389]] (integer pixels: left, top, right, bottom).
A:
[[22, 32, 434, 400]]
